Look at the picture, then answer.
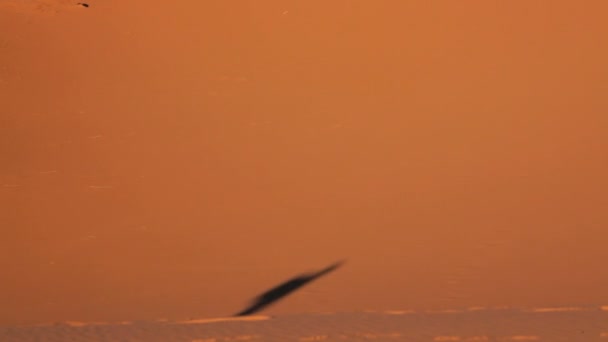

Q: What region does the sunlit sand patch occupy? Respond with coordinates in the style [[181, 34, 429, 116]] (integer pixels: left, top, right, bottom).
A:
[[601, 332, 608, 338], [174, 315, 270, 325], [354, 332, 404, 340], [384, 309, 415, 315], [465, 336, 489, 341], [225, 335, 260, 341], [466, 306, 487, 312], [63, 321, 95, 327], [299, 335, 328, 341], [525, 306, 585, 313], [367, 332, 402, 339], [601, 305, 608, 311], [507, 336, 540, 341], [434, 336, 461, 341], [62, 320, 132, 327]]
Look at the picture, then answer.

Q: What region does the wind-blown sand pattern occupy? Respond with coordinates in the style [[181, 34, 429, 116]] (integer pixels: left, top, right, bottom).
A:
[[2, 308, 607, 341]]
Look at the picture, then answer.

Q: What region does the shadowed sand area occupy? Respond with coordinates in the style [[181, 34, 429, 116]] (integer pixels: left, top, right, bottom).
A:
[[2, 308, 608, 341]]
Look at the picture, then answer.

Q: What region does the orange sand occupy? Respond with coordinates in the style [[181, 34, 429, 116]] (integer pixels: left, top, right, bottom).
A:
[[1, 0, 608, 326]]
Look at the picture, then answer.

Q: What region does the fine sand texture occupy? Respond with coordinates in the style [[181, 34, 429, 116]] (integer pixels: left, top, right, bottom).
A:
[[2, 0, 608, 332], [2, 308, 608, 341]]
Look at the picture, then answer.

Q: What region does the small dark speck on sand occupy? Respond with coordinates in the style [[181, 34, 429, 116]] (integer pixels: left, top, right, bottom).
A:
[[77, 3, 89, 7]]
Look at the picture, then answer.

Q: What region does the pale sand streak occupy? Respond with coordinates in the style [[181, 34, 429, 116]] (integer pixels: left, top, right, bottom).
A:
[[174, 316, 270, 325], [525, 306, 586, 313]]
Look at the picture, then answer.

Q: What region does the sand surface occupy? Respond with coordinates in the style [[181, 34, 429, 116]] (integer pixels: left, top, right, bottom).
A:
[[2, 308, 608, 341], [2, 0, 608, 332]]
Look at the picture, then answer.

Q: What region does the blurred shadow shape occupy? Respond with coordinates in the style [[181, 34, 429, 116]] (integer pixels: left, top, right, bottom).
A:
[[235, 260, 345, 316]]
